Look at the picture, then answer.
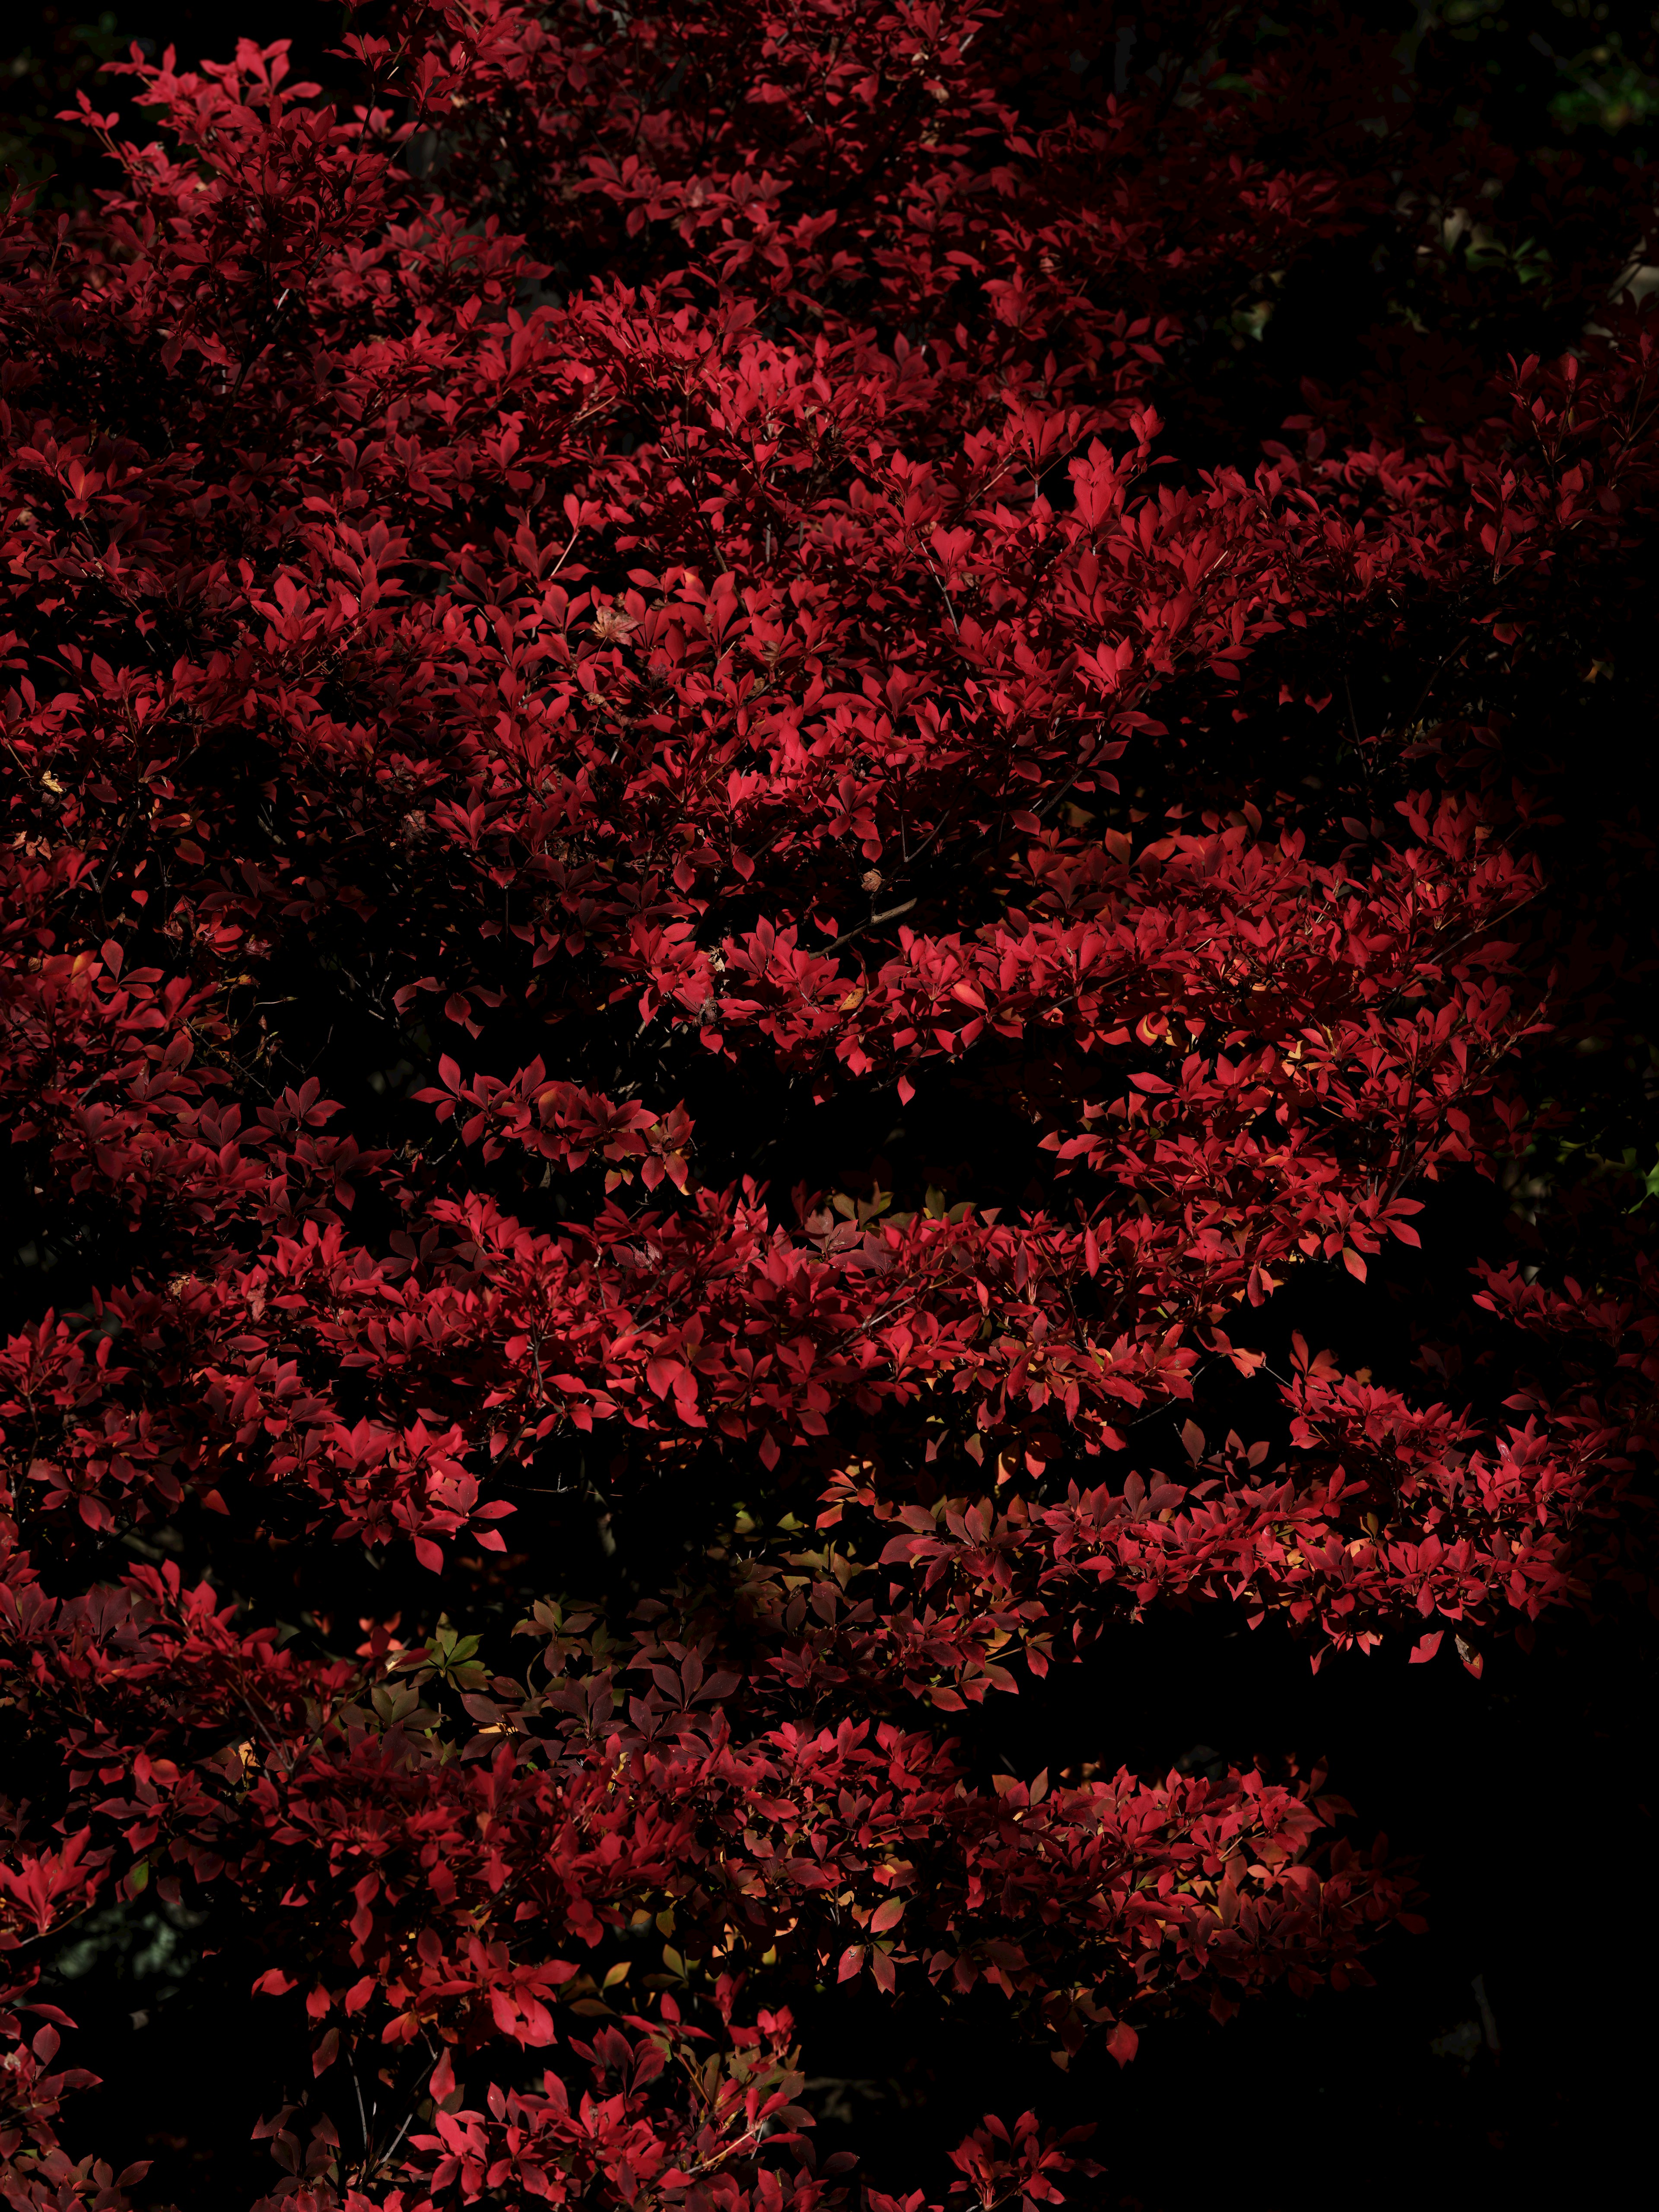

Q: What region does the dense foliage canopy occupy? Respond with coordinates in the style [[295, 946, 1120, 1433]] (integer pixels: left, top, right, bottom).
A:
[[2, 3, 1657, 2206]]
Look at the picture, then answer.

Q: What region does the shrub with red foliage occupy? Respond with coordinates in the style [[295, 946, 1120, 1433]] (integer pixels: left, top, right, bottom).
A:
[[1, 3, 1656, 2206]]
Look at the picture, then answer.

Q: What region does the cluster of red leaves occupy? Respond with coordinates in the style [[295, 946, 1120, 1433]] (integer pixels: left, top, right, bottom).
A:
[[1, 3, 1657, 2206]]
